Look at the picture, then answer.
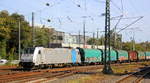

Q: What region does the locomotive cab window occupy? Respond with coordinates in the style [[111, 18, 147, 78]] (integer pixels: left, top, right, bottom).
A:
[[24, 47, 35, 54], [38, 50, 41, 54]]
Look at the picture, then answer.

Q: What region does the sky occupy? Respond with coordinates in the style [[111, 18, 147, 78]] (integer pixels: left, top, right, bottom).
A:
[[0, 0, 150, 43]]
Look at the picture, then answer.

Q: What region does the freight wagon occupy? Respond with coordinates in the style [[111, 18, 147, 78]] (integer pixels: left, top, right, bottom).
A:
[[145, 52, 150, 61], [109, 50, 118, 62], [137, 51, 146, 61], [128, 51, 138, 62], [117, 50, 128, 63], [78, 48, 102, 65], [102, 50, 118, 63]]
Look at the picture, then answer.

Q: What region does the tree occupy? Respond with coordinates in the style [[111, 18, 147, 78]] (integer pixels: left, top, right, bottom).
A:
[[34, 27, 53, 47], [109, 30, 122, 49], [0, 11, 33, 60], [87, 38, 97, 45], [0, 10, 11, 59], [0, 10, 55, 60], [122, 41, 150, 51], [122, 42, 132, 51]]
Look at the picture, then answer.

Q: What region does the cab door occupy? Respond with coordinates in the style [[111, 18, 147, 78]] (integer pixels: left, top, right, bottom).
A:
[[38, 49, 46, 64]]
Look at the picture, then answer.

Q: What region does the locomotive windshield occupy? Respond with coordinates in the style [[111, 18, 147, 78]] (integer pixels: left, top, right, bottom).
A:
[[24, 47, 35, 54]]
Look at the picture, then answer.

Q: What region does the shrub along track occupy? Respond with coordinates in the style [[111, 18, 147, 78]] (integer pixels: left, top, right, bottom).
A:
[[0, 65, 102, 83], [116, 67, 150, 83]]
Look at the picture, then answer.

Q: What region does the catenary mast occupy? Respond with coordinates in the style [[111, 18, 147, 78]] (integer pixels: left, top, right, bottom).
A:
[[102, 0, 113, 74]]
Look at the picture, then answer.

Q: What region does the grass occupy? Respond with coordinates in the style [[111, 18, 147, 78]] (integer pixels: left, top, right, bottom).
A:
[[65, 62, 150, 83], [112, 61, 150, 75]]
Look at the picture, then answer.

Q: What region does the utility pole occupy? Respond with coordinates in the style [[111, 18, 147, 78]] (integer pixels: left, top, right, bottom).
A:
[[120, 34, 122, 49], [83, 0, 86, 48], [97, 28, 99, 49], [18, 19, 21, 61], [83, 20, 86, 48], [93, 32, 96, 48], [79, 30, 81, 47], [93, 32, 95, 48], [102, 0, 113, 74], [114, 29, 116, 49], [132, 32, 135, 51], [114, 33, 116, 49], [32, 12, 35, 47], [114, 15, 123, 49]]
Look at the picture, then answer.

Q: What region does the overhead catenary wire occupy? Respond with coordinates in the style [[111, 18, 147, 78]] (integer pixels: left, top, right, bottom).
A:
[[117, 16, 143, 33], [21, 0, 64, 24], [93, 0, 105, 3], [110, 0, 122, 13], [128, 0, 139, 15], [111, 16, 144, 20]]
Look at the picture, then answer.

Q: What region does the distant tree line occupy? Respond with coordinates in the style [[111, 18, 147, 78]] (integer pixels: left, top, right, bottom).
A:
[[122, 41, 150, 51], [0, 10, 53, 60], [87, 30, 150, 51]]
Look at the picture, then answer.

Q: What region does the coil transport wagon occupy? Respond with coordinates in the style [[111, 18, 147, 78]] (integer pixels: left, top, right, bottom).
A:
[[117, 50, 128, 63], [137, 51, 146, 61], [145, 52, 150, 61], [77, 48, 103, 64]]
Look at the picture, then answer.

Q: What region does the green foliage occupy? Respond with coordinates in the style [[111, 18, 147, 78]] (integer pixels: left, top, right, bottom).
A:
[[122, 41, 150, 51], [86, 30, 122, 49], [109, 30, 122, 49], [0, 41, 7, 59], [35, 28, 48, 47], [87, 38, 97, 45], [33, 27, 53, 47], [8, 48, 14, 61], [122, 42, 132, 51], [0, 10, 53, 60], [87, 36, 105, 45]]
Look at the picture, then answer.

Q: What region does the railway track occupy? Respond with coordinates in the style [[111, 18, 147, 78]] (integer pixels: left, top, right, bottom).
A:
[[0, 65, 102, 83], [32, 66, 101, 83], [116, 67, 150, 83], [0, 62, 148, 83]]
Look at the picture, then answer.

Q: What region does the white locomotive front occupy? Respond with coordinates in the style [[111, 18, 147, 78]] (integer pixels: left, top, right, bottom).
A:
[[19, 47, 44, 69]]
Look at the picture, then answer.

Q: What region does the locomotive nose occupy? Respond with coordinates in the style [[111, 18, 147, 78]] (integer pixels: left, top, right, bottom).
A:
[[20, 54, 33, 62]]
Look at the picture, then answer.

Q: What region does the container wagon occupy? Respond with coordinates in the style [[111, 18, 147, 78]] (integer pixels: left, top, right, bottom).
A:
[[102, 50, 118, 63], [110, 50, 118, 63], [117, 50, 128, 63], [145, 52, 150, 61], [137, 51, 146, 61], [78, 48, 102, 65]]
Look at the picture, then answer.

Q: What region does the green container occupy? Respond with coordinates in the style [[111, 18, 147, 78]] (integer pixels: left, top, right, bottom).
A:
[[117, 50, 128, 62], [137, 51, 145, 60], [110, 50, 117, 61], [102, 50, 117, 61], [78, 48, 102, 63], [145, 52, 150, 60]]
